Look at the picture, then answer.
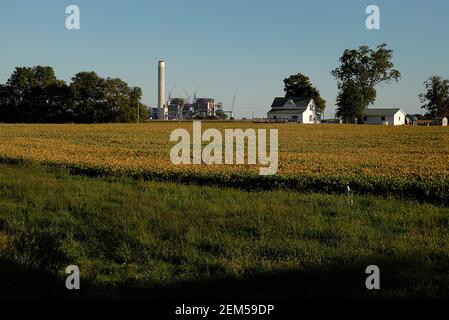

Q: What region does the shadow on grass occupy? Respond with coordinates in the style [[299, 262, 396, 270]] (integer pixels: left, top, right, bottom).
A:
[[1, 253, 447, 300], [1, 159, 448, 206], [0, 258, 66, 300]]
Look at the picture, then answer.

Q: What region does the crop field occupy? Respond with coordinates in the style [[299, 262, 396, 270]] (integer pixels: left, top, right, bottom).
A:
[[1, 122, 449, 202]]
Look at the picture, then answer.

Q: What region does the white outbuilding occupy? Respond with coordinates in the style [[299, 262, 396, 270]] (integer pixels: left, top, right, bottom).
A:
[[267, 97, 319, 123], [434, 117, 448, 127], [363, 108, 407, 126]]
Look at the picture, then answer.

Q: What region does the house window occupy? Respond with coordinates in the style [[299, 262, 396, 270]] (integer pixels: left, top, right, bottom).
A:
[[273, 116, 277, 120], [309, 115, 313, 122], [381, 116, 386, 121]]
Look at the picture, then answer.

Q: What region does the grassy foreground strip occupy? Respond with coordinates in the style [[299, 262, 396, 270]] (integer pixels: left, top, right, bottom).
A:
[[0, 163, 448, 299], [1, 155, 449, 205]]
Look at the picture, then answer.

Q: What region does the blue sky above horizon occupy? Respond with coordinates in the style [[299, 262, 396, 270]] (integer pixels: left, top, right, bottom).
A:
[[1, 0, 448, 118]]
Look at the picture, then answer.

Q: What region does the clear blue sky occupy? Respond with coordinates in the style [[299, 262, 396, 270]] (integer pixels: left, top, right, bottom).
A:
[[1, 0, 448, 118]]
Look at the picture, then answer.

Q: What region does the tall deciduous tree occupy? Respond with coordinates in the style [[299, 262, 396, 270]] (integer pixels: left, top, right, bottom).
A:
[[129, 86, 148, 122], [2, 66, 63, 122], [283, 73, 326, 114], [70, 71, 106, 123], [335, 81, 365, 121], [331, 44, 401, 121], [419, 76, 449, 117]]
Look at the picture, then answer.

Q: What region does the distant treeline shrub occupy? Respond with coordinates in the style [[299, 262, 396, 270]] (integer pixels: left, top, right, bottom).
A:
[[0, 66, 148, 123]]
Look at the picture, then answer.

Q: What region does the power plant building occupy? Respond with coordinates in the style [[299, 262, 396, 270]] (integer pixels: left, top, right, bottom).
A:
[[152, 60, 228, 120]]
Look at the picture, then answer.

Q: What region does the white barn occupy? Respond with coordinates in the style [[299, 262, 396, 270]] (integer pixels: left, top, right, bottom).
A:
[[363, 108, 407, 126], [267, 97, 319, 123]]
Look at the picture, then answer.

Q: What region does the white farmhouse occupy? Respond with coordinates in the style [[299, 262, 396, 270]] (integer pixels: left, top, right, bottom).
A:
[[363, 108, 407, 126], [267, 97, 319, 123]]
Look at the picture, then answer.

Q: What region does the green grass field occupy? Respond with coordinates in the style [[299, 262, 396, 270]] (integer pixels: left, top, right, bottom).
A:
[[0, 163, 448, 300]]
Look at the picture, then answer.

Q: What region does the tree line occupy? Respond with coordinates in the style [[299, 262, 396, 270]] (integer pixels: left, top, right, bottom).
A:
[[283, 43, 449, 121], [0, 66, 148, 123], [1, 50, 448, 124]]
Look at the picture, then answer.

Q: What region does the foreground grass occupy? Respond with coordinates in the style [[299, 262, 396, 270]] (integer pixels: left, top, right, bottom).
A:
[[0, 163, 448, 300]]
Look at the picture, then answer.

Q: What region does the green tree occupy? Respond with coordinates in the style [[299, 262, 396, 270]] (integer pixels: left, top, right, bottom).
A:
[[283, 73, 326, 114], [0, 66, 146, 123], [0, 84, 12, 122], [3, 66, 63, 122], [6, 66, 57, 91], [129, 86, 148, 123], [45, 80, 72, 122], [70, 72, 106, 123], [331, 44, 401, 121], [336, 81, 365, 121], [102, 77, 132, 122], [419, 76, 449, 117]]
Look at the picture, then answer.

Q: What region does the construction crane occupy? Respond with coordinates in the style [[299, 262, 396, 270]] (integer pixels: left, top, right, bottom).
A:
[[193, 83, 202, 100], [168, 84, 177, 100], [182, 87, 192, 104]]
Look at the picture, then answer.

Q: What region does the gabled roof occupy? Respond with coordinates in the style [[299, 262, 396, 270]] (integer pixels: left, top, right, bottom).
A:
[[364, 108, 405, 116], [267, 109, 307, 115], [270, 97, 312, 109]]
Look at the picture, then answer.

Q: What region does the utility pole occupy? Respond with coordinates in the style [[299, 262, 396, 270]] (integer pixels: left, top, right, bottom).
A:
[[137, 101, 140, 124], [231, 93, 236, 120]]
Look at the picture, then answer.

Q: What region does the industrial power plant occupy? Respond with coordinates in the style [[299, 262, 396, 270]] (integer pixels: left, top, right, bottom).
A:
[[151, 60, 234, 120]]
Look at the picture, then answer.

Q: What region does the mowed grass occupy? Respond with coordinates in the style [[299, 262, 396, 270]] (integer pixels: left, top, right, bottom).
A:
[[0, 163, 448, 299]]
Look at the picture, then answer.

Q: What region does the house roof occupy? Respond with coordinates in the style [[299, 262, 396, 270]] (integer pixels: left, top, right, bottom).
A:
[[270, 97, 312, 109], [364, 108, 405, 116], [267, 109, 307, 115]]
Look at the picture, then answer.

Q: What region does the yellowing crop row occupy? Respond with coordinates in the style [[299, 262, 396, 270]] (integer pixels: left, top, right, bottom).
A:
[[1, 122, 448, 177], [1, 122, 449, 202]]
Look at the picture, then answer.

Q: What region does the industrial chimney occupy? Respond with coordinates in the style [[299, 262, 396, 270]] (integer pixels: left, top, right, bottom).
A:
[[158, 60, 166, 120]]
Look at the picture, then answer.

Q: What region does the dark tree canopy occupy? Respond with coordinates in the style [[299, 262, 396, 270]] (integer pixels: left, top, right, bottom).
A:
[[331, 44, 401, 121], [70, 71, 105, 123], [0, 66, 147, 123], [419, 76, 449, 117], [283, 73, 326, 113], [335, 81, 365, 121]]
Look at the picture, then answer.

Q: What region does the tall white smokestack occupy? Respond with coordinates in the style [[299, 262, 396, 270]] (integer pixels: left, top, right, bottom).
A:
[[158, 60, 166, 119]]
